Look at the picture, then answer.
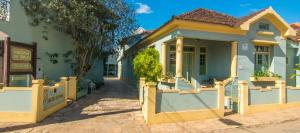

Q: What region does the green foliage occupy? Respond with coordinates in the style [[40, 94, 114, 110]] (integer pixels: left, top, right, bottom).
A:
[[133, 48, 162, 82], [291, 64, 300, 79], [252, 70, 281, 79], [20, 0, 137, 77]]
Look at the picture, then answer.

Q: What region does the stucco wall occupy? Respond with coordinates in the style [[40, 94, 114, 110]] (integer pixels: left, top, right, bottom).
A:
[[0, 90, 32, 112], [249, 88, 279, 105], [156, 90, 217, 112]]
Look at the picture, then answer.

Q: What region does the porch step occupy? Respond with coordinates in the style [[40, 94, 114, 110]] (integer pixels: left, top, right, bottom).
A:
[[175, 78, 194, 90]]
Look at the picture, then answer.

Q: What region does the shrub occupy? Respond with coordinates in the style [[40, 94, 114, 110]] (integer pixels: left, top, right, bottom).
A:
[[133, 48, 162, 82]]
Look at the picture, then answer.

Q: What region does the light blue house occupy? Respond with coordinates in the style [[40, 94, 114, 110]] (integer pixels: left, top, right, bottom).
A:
[[0, 0, 104, 87], [122, 7, 299, 89]]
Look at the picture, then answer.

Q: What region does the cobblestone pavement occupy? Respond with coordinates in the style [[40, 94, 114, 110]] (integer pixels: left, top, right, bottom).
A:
[[1, 77, 300, 133]]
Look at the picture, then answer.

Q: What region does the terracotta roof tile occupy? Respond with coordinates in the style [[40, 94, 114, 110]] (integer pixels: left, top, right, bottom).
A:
[[174, 8, 240, 27], [174, 7, 271, 27]]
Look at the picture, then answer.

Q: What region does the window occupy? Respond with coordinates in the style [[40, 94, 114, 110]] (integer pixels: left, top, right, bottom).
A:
[[199, 47, 207, 75], [0, 0, 10, 21], [259, 22, 269, 31], [254, 46, 270, 71], [169, 46, 176, 76]]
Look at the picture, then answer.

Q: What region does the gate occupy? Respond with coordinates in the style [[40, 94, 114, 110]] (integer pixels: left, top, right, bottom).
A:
[[225, 78, 240, 113]]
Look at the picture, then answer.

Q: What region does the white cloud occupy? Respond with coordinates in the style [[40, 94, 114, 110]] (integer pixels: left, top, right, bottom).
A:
[[135, 3, 153, 14], [240, 3, 252, 7], [250, 8, 259, 12]]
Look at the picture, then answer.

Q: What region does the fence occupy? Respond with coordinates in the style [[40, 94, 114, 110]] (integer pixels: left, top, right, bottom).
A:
[[0, 77, 77, 123], [239, 80, 300, 115], [140, 78, 224, 125]]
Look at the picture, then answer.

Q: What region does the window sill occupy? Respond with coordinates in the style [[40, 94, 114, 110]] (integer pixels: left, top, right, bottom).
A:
[[257, 31, 275, 36], [250, 76, 280, 82]]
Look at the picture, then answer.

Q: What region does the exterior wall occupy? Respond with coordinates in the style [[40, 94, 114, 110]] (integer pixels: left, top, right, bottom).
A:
[[0, 0, 75, 81], [286, 87, 300, 103], [156, 90, 217, 112], [286, 40, 299, 86], [237, 19, 286, 85], [0, 89, 32, 111], [249, 88, 279, 105]]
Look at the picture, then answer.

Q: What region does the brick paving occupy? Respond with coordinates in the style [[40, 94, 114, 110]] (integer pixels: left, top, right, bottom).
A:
[[1, 77, 300, 133]]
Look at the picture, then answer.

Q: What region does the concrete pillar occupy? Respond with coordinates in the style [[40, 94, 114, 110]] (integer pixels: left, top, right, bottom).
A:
[[276, 80, 286, 104], [215, 81, 224, 117], [60, 77, 68, 104], [161, 43, 167, 77], [231, 41, 238, 78], [145, 82, 157, 125], [31, 79, 44, 122], [176, 36, 184, 78], [68, 77, 77, 101], [239, 80, 249, 115]]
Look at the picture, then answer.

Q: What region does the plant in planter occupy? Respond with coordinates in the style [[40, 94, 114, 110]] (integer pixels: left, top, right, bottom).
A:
[[133, 48, 162, 82], [251, 70, 281, 81]]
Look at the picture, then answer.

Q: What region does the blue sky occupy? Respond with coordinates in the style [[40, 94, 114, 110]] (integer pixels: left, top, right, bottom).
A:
[[130, 0, 300, 30]]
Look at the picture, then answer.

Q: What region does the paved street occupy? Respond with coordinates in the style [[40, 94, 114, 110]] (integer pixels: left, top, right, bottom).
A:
[[1, 77, 300, 133]]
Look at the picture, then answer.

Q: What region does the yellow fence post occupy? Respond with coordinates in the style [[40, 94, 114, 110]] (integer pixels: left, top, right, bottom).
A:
[[239, 80, 249, 115], [68, 77, 77, 101], [146, 82, 157, 124], [31, 79, 44, 122], [60, 77, 68, 104], [215, 81, 224, 117], [139, 77, 146, 105], [276, 80, 286, 104]]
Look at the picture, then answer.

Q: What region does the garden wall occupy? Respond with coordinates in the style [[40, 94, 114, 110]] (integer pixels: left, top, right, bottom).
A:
[[0, 77, 77, 123], [140, 78, 224, 125]]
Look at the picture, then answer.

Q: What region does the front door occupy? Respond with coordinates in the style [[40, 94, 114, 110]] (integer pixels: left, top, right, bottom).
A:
[[183, 51, 194, 82]]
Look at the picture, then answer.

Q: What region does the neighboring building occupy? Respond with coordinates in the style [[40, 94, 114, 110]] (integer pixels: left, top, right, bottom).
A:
[[117, 27, 153, 83], [104, 54, 118, 77], [0, 0, 103, 87], [123, 6, 299, 88]]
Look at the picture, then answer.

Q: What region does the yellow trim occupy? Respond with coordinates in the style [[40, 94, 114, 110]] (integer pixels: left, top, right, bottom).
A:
[[240, 7, 296, 37], [0, 112, 37, 123], [176, 20, 247, 35], [252, 40, 279, 45], [257, 31, 275, 36], [0, 87, 32, 93], [287, 86, 300, 90], [148, 109, 222, 125]]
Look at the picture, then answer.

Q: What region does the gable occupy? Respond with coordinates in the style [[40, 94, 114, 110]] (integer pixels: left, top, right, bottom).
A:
[[239, 7, 296, 37]]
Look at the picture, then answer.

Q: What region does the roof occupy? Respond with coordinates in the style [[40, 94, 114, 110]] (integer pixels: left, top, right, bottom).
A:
[[125, 7, 296, 55], [290, 23, 300, 42], [174, 8, 240, 27], [174, 7, 269, 27]]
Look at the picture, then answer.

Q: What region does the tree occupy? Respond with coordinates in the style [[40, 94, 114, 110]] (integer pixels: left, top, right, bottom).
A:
[[133, 48, 162, 82], [20, 0, 136, 77]]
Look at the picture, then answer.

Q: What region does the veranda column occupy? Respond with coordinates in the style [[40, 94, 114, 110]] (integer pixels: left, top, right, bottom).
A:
[[176, 36, 184, 78], [161, 43, 167, 77], [231, 41, 238, 78]]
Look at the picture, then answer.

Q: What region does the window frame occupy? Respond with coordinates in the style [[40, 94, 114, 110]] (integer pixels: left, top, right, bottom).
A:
[[254, 45, 271, 71], [0, 0, 10, 22], [258, 22, 270, 31]]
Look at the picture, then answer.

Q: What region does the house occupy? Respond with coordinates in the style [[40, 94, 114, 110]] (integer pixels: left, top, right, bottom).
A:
[[118, 27, 153, 82], [124, 6, 298, 88], [0, 0, 103, 87], [125, 7, 300, 124]]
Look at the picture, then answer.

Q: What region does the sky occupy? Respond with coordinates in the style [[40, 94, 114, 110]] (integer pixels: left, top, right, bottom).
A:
[[129, 0, 300, 30]]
